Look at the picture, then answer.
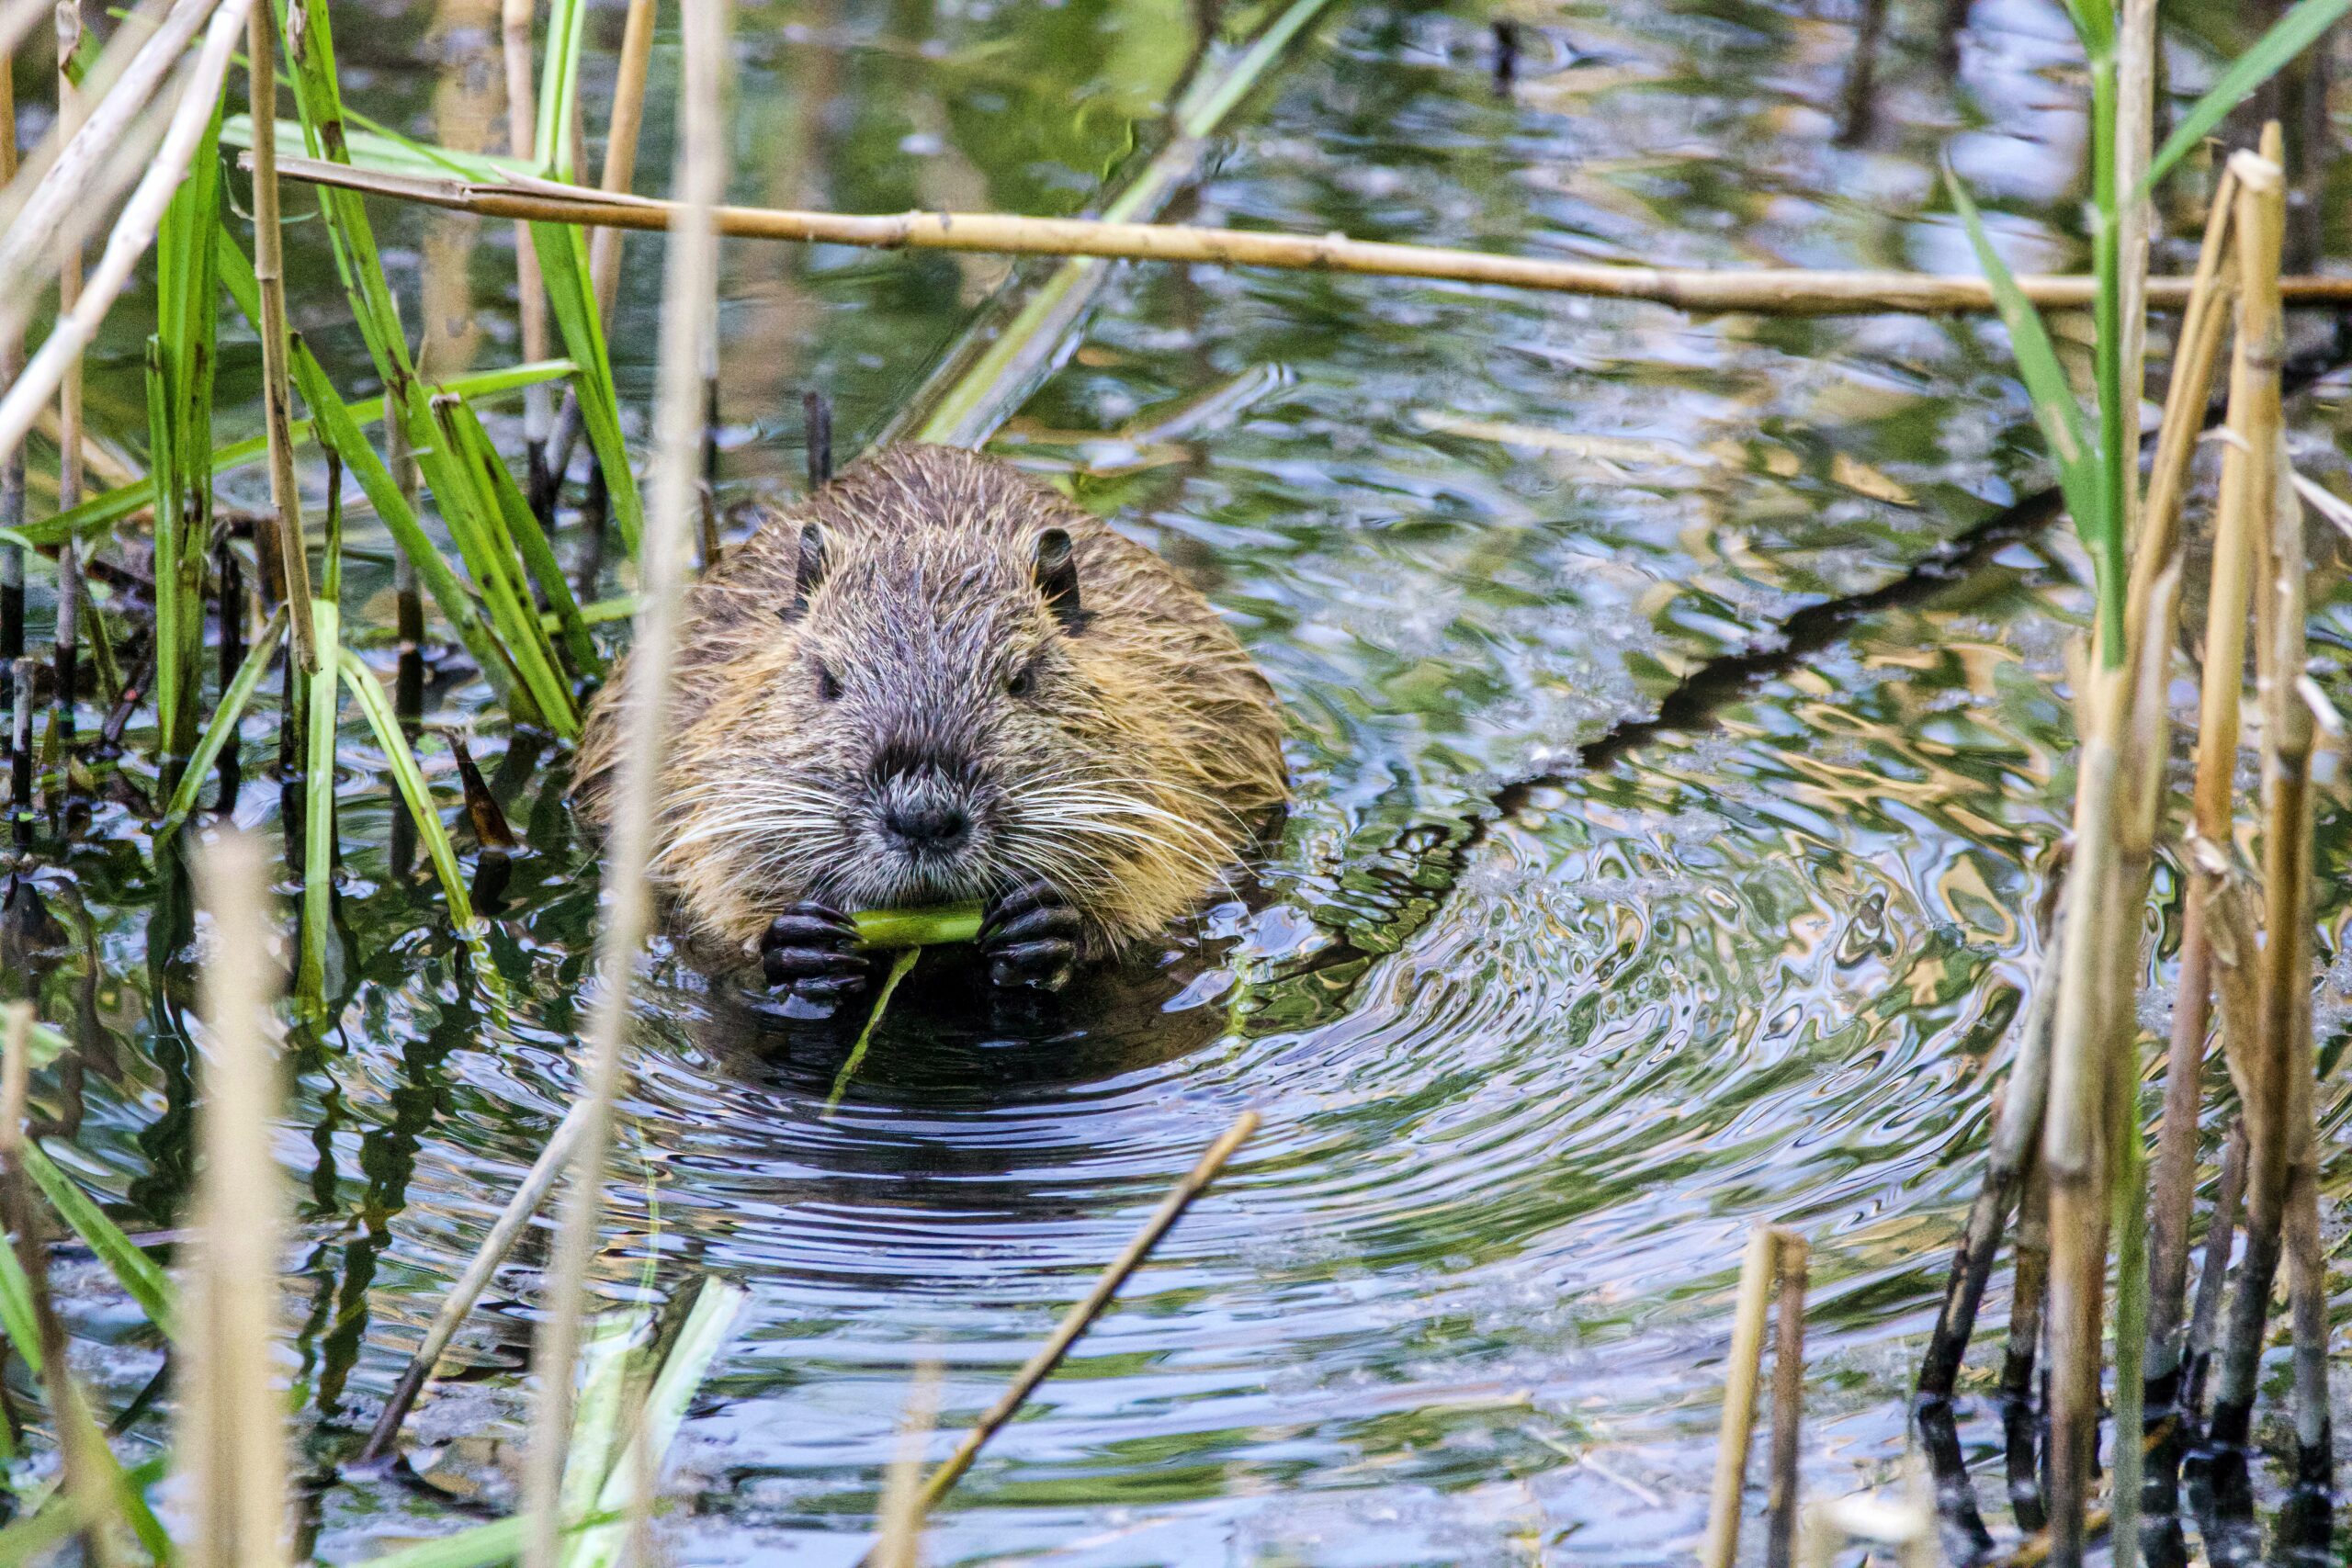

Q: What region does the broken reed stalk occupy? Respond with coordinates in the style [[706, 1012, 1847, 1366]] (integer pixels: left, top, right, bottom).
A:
[[179, 832, 288, 1568], [2040, 502, 2183, 1563], [356, 1098, 593, 1464], [1764, 1231, 1806, 1568], [862, 1109, 1260, 1556], [0, 0, 252, 468], [1916, 897, 2062, 1400], [2181, 1115, 2245, 1416], [0, 1004, 121, 1568], [2000, 1159, 2051, 1405], [501, 0, 551, 492], [53, 0, 84, 748], [1701, 1224, 1779, 1568], [0, 0, 221, 322], [516, 0, 723, 1557], [261, 154, 2352, 319], [246, 0, 313, 671], [2209, 145, 2292, 1456], [2143, 168, 2252, 1430]]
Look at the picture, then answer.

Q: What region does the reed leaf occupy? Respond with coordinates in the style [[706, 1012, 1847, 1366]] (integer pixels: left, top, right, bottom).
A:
[[442, 397, 600, 673], [13, 360, 574, 548], [2144, 0, 2352, 193], [1946, 168, 2114, 647], [337, 647, 490, 946], [530, 220, 644, 555], [157, 604, 287, 837], [18, 1142, 177, 1340], [0, 1224, 41, 1372], [299, 597, 343, 998], [826, 948, 921, 1115]]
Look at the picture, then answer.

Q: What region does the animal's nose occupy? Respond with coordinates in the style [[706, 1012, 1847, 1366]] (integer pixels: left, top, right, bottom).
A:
[[884, 801, 969, 848]]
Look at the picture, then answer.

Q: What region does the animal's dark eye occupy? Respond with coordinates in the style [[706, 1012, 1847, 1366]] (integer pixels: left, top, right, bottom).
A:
[[817, 664, 842, 702], [1006, 664, 1037, 699]]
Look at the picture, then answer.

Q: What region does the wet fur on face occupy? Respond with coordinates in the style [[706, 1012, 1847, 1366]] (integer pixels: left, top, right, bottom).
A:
[[574, 446, 1289, 959]]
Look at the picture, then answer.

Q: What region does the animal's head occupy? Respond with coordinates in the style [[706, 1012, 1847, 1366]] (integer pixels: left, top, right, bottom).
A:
[[683, 512, 1224, 922]]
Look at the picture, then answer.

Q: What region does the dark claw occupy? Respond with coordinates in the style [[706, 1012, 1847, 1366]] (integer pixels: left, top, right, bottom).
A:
[[980, 877, 1079, 992], [761, 900, 871, 1002]]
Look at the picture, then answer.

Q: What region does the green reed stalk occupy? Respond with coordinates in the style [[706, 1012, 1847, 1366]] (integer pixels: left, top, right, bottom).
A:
[[298, 595, 341, 998], [337, 647, 486, 944], [898, 0, 1338, 449], [157, 604, 286, 836]]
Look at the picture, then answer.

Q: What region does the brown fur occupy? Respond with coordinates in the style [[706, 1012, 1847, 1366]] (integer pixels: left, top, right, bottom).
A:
[[574, 446, 1288, 956]]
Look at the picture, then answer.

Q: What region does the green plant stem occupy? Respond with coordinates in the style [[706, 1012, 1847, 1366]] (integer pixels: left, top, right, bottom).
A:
[[825, 949, 921, 1115], [298, 596, 341, 998], [157, 603, 286, 836]]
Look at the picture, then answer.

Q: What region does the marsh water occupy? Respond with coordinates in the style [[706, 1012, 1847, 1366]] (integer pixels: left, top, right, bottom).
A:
[[11, 0, 2352, 1561]]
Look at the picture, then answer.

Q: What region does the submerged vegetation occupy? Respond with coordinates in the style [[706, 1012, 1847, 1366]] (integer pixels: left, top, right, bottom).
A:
[[0, 0, 2350, 1559]]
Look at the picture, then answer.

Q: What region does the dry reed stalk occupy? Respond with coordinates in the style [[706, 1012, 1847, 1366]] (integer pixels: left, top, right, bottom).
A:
[[1764, 1230, 1806, 1568], [245, 0, 314, 671], [0, 0, 251, 465], [872, 1361, 941, 1568], [52, 0, 84, 745], [2208, 146, 2292, 1455], [0, 1004, 121, 1568], [1917, 893, 2063, 1399], [1701, 1224, 1779, 1568], [2142, 172, 2253, 1417], [0, 0, 220, 324], [178, 832, 288, 1568], [2182, 1114, 2246, 1416], [857, 1110, 1258, 1554], [2116, 0, 2155, 539], [588, 0, 654, 318], [515, 0, 723, 1555], [2039, 544, 2182, 1563], [501, 0, 551, 487], [1999, 1156, 2051, 1404], [0, 35, 18, 671], [356, 1097, 593, 1464], [262, 154, 2352, 318]]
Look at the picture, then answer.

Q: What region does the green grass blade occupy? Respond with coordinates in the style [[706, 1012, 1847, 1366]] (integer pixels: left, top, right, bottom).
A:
[[531, 220, 644, 554], [0, 1231, 43, 1373], [145, 335, 186, 759], [557, 1310, 650, 1539], [337, 646, 485, 942], [564, 1280, 750, 1568], [19, 1143, 178, 1341], [223, 111, 535, 180], [825, 949, 922, 1115], [445, 400, 600, 673], [300, 598, 344, 997], [422, 400, 582, 736], [157, 604, 288, 838], [1945, 169, 2109, 568], [2145, 0, 2352, 194], [535, 0, 590, 181]]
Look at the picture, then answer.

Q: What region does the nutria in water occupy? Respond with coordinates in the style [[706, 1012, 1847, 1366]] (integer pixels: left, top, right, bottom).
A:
[[573, 445, 1288, 998]]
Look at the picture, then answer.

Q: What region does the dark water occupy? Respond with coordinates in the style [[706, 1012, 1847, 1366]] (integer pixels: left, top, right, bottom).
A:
[[10, 0, 2352, 1562]]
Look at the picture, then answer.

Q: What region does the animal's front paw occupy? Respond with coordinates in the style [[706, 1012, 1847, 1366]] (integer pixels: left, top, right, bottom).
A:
[[761, 901, 873, 1004], [979, 876, 1080, 992]]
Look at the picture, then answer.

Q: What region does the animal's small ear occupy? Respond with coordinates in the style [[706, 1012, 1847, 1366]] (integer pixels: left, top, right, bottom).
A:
[[1035, 527, 1087, 634], [781, 522, 827, 623]]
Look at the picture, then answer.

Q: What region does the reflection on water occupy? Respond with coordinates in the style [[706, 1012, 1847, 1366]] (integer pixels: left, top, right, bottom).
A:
[[9, 0, 2352, 1562]]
